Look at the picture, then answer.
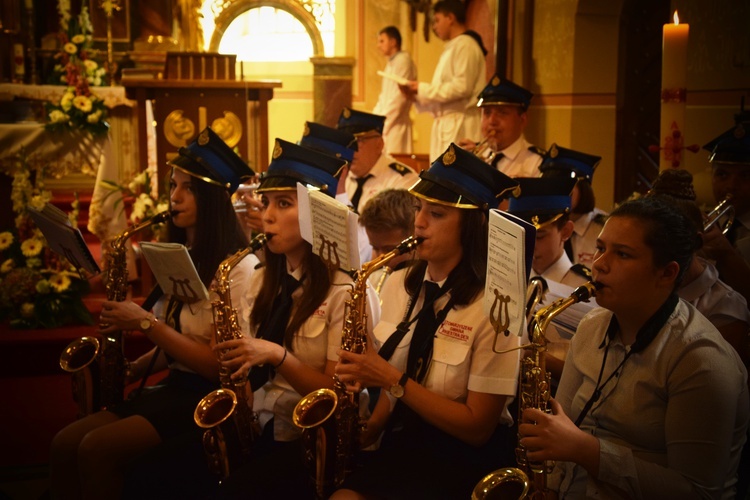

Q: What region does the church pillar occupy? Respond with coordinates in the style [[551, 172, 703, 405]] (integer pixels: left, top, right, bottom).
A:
[[310, 57, 355, 127]]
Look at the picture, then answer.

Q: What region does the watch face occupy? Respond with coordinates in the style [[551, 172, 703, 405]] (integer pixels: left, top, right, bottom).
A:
[[139, 318, 152, 331], [389, 384, 404, 398]]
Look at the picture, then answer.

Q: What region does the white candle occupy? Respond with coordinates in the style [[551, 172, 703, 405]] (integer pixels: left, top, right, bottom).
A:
[[659, 11, 689, 170]]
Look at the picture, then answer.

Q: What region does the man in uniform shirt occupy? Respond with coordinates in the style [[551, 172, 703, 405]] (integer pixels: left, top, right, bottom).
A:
[[399, 0, 487, 161], [459, 74, 544, 178], [336, 107, 419, 214], [373, 26, 417, 154], [539, 143, 605, 267]]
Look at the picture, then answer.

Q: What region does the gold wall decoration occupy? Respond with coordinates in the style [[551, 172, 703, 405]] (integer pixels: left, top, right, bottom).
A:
[[164, 110, 197, 148], [211, 111, 243, 148]]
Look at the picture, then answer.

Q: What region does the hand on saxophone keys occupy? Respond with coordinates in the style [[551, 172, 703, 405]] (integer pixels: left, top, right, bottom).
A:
[[214, 337, 285, 381]]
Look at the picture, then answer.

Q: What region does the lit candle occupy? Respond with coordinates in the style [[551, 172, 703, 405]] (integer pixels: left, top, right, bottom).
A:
[[659, 11, 689, 169]]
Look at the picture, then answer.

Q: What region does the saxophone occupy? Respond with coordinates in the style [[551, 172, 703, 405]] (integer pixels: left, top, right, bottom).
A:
[[292, 236, 422, 499], [59, 210, 172, 418], [194, 233, 267, 481], [473, 281, 599, 500]]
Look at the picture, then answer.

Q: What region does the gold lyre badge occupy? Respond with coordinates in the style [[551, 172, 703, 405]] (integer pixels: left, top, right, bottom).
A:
[[491, 75, 501, 86], [342, 107, 351, 119], [273, 140, 283, 159], [549, 143, 559, 158], [198, 128, 210, 146], [318, 234, 341, 272], [303, 123, 310, 137], [489, 288, 511, 336]]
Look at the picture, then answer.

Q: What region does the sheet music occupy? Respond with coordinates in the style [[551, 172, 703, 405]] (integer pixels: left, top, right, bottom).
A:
[[140, 242, 209, 303], [27, 203, 100, 275], [536, 280, 599, 339], [484, 210, 532, 338], [377, 70, 410, 86], [297, 183, 360, 271]]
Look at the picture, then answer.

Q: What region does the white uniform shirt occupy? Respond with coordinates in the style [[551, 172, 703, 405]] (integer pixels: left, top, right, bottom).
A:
[[415, 34, 486, 161], [533, 251, 589, 288], [570, 208, 608, 267], [374, 51, 417, 154], [373, 269, 520, 425], [492, 135, 543, 178], [344, 153, 419, 214], [679, 257, 750, 328], [240, 266, 381, 441], [732, 211, 750, 266]]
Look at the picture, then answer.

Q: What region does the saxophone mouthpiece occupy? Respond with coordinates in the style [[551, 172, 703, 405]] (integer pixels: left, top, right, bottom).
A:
[[249, 233, 268, 251], [395, 236, 423, 254]]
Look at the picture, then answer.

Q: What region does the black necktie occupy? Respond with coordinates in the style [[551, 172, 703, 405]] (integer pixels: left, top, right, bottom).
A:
[[248, 273, 301, 390], [406, 281, 442, 383], [350, 174, 373, 213], [490, 152, 505, 169]]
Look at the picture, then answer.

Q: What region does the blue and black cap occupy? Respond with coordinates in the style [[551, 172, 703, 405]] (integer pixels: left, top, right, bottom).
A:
[[336, 107, 386, 136], [256, 139, 346, 198], [409, 143, 519, 210], [539, 143, 602, 181], [476, 74, 533, 111], [299, 122, 358, 162], [169, 127, 254, 194], [703, 109, 750, 165], [508, 177, 577, 229]]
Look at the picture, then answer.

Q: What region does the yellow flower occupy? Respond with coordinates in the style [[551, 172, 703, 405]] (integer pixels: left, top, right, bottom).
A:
[[0, 231, 13, 250], [36, 279, 51, 294], [86, 110, 102, 123], [63, 43, 78, 54], [73, 96, 93, 113], [71, 34, 86, 44], [49, 109, 67, 123], [49, 273, 71, 292], [1, 259, 14, 273], [20, 303, 35, 318], [83, 59, 98, 72], [20, 238, 44, 257], [61, 92, 74, 111]]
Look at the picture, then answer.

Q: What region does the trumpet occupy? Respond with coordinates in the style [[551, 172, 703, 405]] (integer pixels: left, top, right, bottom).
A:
[[472, 131, 498, 164], [704, 195, 734, 235]]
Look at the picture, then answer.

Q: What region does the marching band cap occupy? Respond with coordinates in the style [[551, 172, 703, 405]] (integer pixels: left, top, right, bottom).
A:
[[409, 143, 520, 210], [169, 127, 254, 194], [539, 143, 602, 181], [256, 138, 346, 198], [476, 74, 533, 110], [702, 108, 750, 165], [299, 122, 358, 162], [336, 107, 386, 136], [508, 177, 577, 229]]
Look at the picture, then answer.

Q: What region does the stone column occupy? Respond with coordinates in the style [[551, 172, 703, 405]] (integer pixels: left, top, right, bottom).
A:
[[310, 57, 355, 127]]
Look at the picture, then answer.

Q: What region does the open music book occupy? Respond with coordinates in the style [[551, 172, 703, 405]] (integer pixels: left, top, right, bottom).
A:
[[484, 210, 536, 338], [297, 183, 361, 272], [535, 280, 599, 339], [27, 203, 100, 275], [139, 242, 209, 304]]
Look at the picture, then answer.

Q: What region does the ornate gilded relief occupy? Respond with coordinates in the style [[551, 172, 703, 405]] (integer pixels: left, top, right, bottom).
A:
[[211, 111, 243, 148], [164, 110, 197, 148]]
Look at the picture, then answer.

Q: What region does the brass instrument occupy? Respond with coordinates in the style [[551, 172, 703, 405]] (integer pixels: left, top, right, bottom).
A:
[[475, 282, 599, 500], [704, 195, 734, 235], [293, 235, 422, 499], [472, 131, 497, 165], [60, 210, 172, 417], [194, 233, 267, 481]]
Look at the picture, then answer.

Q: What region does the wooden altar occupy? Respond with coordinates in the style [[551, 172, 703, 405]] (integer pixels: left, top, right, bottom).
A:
[[123, 77, 282, 182]]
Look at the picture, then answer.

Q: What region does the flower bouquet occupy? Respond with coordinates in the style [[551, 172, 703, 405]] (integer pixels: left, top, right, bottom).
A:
[[45, 1, 109, 137], [0, 154, 93, 329]]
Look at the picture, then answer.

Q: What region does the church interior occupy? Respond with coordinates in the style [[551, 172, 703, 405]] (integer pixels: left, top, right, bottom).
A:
[[0, 0, 749, 497]]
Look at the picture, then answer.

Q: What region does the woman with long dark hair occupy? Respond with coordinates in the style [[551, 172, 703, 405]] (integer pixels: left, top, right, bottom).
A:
[[519, 196, 749, 498], [49, 128, 256, 500], [332, 143, 522, 499]]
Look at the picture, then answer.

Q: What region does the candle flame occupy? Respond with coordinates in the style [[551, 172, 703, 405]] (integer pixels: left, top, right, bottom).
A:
[[673, 11, 680, 25]]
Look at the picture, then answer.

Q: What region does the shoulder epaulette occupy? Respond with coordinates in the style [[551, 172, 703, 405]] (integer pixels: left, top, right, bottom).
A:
[[528, 145, 546, 156], [570, 263, 592, 279], [593, 213, 608, 225], [389, 162, 415, 176]]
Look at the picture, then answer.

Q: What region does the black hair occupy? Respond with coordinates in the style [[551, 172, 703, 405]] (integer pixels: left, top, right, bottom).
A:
[[404, 208, 487, 305], [609, 197, 700, 288], [433, 0, 467, 24], [250, 245, 333, 352], [379, 26, 402, 49], [165, 170, 248, 288], [540, 169, 596, 214]]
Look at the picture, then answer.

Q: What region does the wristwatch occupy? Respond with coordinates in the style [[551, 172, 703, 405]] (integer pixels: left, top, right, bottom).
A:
[[138, 314, 157, 334], [388, 372, 409, 399]]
